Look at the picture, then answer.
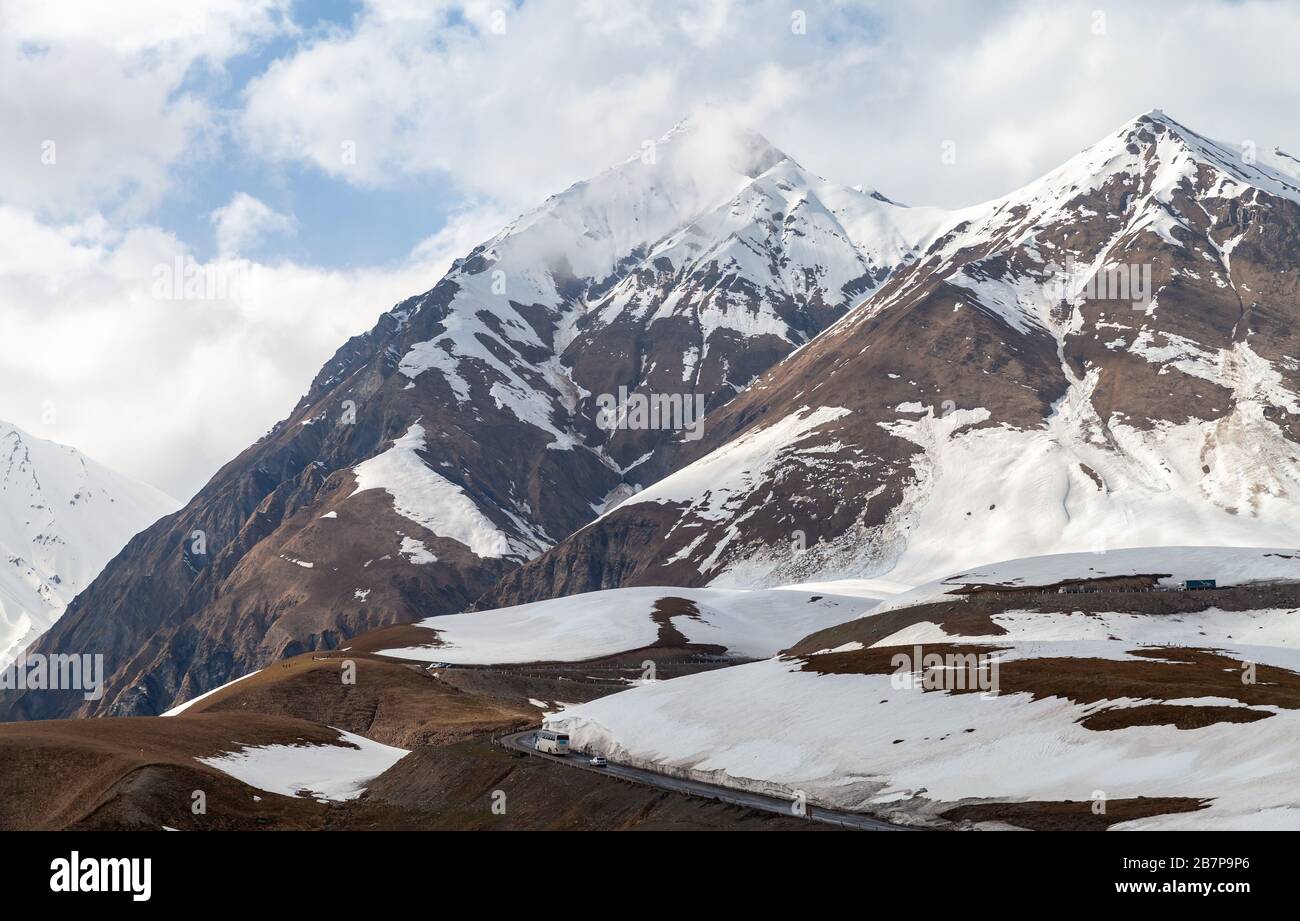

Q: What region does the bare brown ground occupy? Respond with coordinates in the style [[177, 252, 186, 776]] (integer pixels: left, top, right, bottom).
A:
[[0, 712, 345, 830], [178, 651, 537, 748], [940, 796, 1210, 831], [952, 573, 1169, 596], [349, 737, 833, 831], [0, 636, 789, 830], [1079, 703, 1274, 731], [335, 621, 445, 655], [787, 582, 1300, 657], [995, 648, 1300, 709], [650, 595, 707, 648], [2, 697, 819, 831], [788, 605, 1009, 656], [797, 645, 1300, 711], [794, 643, 1006, 677]]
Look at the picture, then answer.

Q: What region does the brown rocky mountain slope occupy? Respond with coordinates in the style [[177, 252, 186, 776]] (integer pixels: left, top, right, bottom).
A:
[[485, 111, 1300, 605], [1, 119, 943, 721]]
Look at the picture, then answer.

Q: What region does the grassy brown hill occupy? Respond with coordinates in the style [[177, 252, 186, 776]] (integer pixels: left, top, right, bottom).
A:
[[0, 644, 816, 830], [0, 713, 340, 830]]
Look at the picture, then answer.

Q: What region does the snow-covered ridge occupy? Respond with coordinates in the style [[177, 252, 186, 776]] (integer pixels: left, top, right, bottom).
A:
[[848, 109, 1300, 343], [1007, 109, 1300, 217], [485, 114, 788, 286], [0, 421, 179, 666], [378, 583, 883, 665], [393, 119, 795, 388], [394, 119, 948, 445], [585, 157, 954, 349], [961, 109, 1300, 258]]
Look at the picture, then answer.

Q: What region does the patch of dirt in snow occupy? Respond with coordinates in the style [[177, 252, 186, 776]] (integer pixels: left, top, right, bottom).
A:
[[940, 796, 1209, 831], [1078, 703, 1272, 731]]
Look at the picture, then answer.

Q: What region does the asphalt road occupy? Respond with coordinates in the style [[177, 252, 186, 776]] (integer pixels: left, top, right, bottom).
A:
[[501, 729, 910, 831]]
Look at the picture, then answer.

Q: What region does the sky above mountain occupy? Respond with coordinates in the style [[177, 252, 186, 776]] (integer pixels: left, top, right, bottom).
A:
[[1, 0, 1298, 500]]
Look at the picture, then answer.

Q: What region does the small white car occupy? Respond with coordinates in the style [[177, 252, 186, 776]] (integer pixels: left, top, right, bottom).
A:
[[589, 755, 607, 767]]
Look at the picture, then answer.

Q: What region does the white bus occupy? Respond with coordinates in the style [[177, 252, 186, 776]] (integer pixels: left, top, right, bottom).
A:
[[535, 730, 570, 755]]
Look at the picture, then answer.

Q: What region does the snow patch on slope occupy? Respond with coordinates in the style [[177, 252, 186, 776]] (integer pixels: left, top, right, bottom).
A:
[[196, 729, 409, 803], [350, 424, 533, 560], [614, 405, 852, 525], [378, 584, 880, 665]]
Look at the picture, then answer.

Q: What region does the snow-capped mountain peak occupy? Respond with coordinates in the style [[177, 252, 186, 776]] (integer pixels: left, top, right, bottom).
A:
[[0, 421, 179, 665], [1023, 108, 1300, 213], [479, 115, 791, 290], [854, 108, 1300, 344], [489, 110, 1300, 603], [394, 115, 952, 474]]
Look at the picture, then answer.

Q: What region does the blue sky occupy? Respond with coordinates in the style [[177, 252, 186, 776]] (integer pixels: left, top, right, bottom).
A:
[[152, 128, 464, 267], [1, 0, 1296, 498], [125, 0, 467, 268]]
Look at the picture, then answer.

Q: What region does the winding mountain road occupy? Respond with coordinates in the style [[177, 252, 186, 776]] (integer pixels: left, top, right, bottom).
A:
[[500, 729, 911, 831]]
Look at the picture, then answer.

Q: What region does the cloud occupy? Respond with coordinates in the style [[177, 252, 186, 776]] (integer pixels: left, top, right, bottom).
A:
[[0, 0, 290, 217], [0, 202, 509, 499], [238, 0, 1300, 210], [211, 193, 296, 256]]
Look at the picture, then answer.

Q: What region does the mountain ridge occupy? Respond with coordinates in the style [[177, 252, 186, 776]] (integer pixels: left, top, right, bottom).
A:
[[0, 118, 943, 720], [484, 108, 1300, 604]]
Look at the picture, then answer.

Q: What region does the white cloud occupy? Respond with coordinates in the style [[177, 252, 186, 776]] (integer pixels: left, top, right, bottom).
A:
[[211, 193, 296, 256], [0, 0, 289, 216], [0, 202, 509, 499], [238, 0, 1300, 211]]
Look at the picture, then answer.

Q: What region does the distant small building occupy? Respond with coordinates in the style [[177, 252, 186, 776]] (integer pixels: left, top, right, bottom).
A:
[[1181, 579, 1217, 591]]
